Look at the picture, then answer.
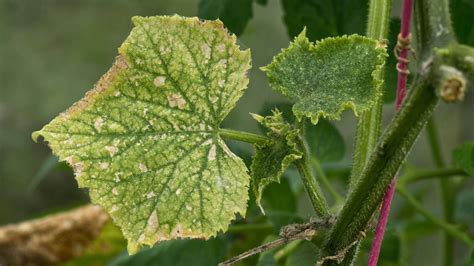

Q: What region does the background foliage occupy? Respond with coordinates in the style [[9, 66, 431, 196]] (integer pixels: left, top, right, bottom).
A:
[[0, 0, 473, 265]]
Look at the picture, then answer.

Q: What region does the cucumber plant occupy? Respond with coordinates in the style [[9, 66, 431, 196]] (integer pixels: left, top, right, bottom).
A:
[[32, 0, 474, 264]]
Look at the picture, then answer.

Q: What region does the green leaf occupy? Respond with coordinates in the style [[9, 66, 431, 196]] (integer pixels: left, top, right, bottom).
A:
[[261, 177, 303, 231], [108, 238, 226, 266], [32, 15, 251, 253], [198, 0, 253, 36], [250, 110, 302, 213], [281, 0, 367, 42], [305, 120, 345, 163], [450, 0, 474, 46], [262, 31, 387, 124], [453, 142, 474, 176], [285, 241, 319, 266]]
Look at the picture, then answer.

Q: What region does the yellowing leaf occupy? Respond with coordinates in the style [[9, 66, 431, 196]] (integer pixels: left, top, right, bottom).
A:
[[262, 31, 387, 124], [32, 15, 251, 253]]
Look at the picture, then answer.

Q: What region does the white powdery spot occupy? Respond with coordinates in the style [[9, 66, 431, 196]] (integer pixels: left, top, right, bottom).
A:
[[202, 43, 211, 59], [112, 187, 119, 196], [175, 188, 182, 196], [147, 210, 159, 232], [218, 79, 225, 88], [114, 172, 122, 183], [105, 145, 119, 157], [111, 205, 119, 212], [207, 144, 217, 161], [94, 117, 104, 131], [167, 93, 186, 109], [143, 108, 149, 116], [153, 76, 166, 87], [64, 139, 74, 145], [114, 90, 121, 97], [138, 233, 145, 242], [99, 162, 109, 169], [139, 163, 148, 172], [146, 191, 156, 199], [218, 59, 227, 67], [199, 123, 206, 131], [185, 205, 193, 211], [217, 44, 225, 52]]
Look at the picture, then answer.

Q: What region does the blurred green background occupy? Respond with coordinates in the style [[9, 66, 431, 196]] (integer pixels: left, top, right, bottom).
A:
[[0, 0, 473, 265]]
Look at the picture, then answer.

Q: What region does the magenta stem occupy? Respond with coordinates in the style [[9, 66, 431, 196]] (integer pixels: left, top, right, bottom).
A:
[[368, 0, 413, 265]]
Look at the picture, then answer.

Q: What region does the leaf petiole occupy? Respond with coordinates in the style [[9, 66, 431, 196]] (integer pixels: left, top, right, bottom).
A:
[[218, 128, 269, 145]]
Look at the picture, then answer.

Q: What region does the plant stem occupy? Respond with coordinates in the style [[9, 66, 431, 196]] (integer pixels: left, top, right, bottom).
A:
[[400, 167, 467, 184], [368, 0, 413, 264], [311, 158, 343, 205], [396, 186, 474, 249], [414, 0, 455, 61], [296, 119, 330, 217], [426, 118, 445, 166], [350, 0, 392, 190], [295, 159, 330, 217], [321, 75, 439, 265], [218, 128, 269, 145], [427, 117, 454, 266]]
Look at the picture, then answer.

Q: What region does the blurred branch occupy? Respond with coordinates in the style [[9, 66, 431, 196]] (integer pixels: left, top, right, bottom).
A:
[[399, 167, 468, 184], [0, 205, 109, 266], [396, 186, 474, 249]]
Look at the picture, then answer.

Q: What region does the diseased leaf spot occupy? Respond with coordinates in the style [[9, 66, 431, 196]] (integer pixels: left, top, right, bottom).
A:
[[105, 145, 119, 157], [153, 76, 166, 87], [167, 93, 187, 109], [138, 163, 148, 173], [202, 43, 211, 59], [94, 117, 104, 131], [208, 144, 217, 161]]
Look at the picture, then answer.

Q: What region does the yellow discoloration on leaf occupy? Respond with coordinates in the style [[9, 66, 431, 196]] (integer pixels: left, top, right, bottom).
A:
[[32, 15, 251, 254]]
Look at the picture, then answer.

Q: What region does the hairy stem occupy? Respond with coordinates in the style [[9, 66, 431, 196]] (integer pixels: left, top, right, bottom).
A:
[[368, 0, 413, 264], [297, 120, 330, 217], [342, 0, 392, 264], [350, 0, 392, 189], [322, 75, 439, 264], [396, 186, 474, 249], [295, 158, 330, 217]]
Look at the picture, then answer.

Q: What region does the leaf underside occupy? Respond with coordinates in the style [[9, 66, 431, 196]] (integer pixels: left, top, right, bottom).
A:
[[262, 30, 387, 124], [33, 15, 251, 253], [453, 142, 474, 176]]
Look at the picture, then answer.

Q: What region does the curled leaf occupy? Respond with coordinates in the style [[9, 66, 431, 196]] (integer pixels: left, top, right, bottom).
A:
[[250, 110, 302, 213]]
